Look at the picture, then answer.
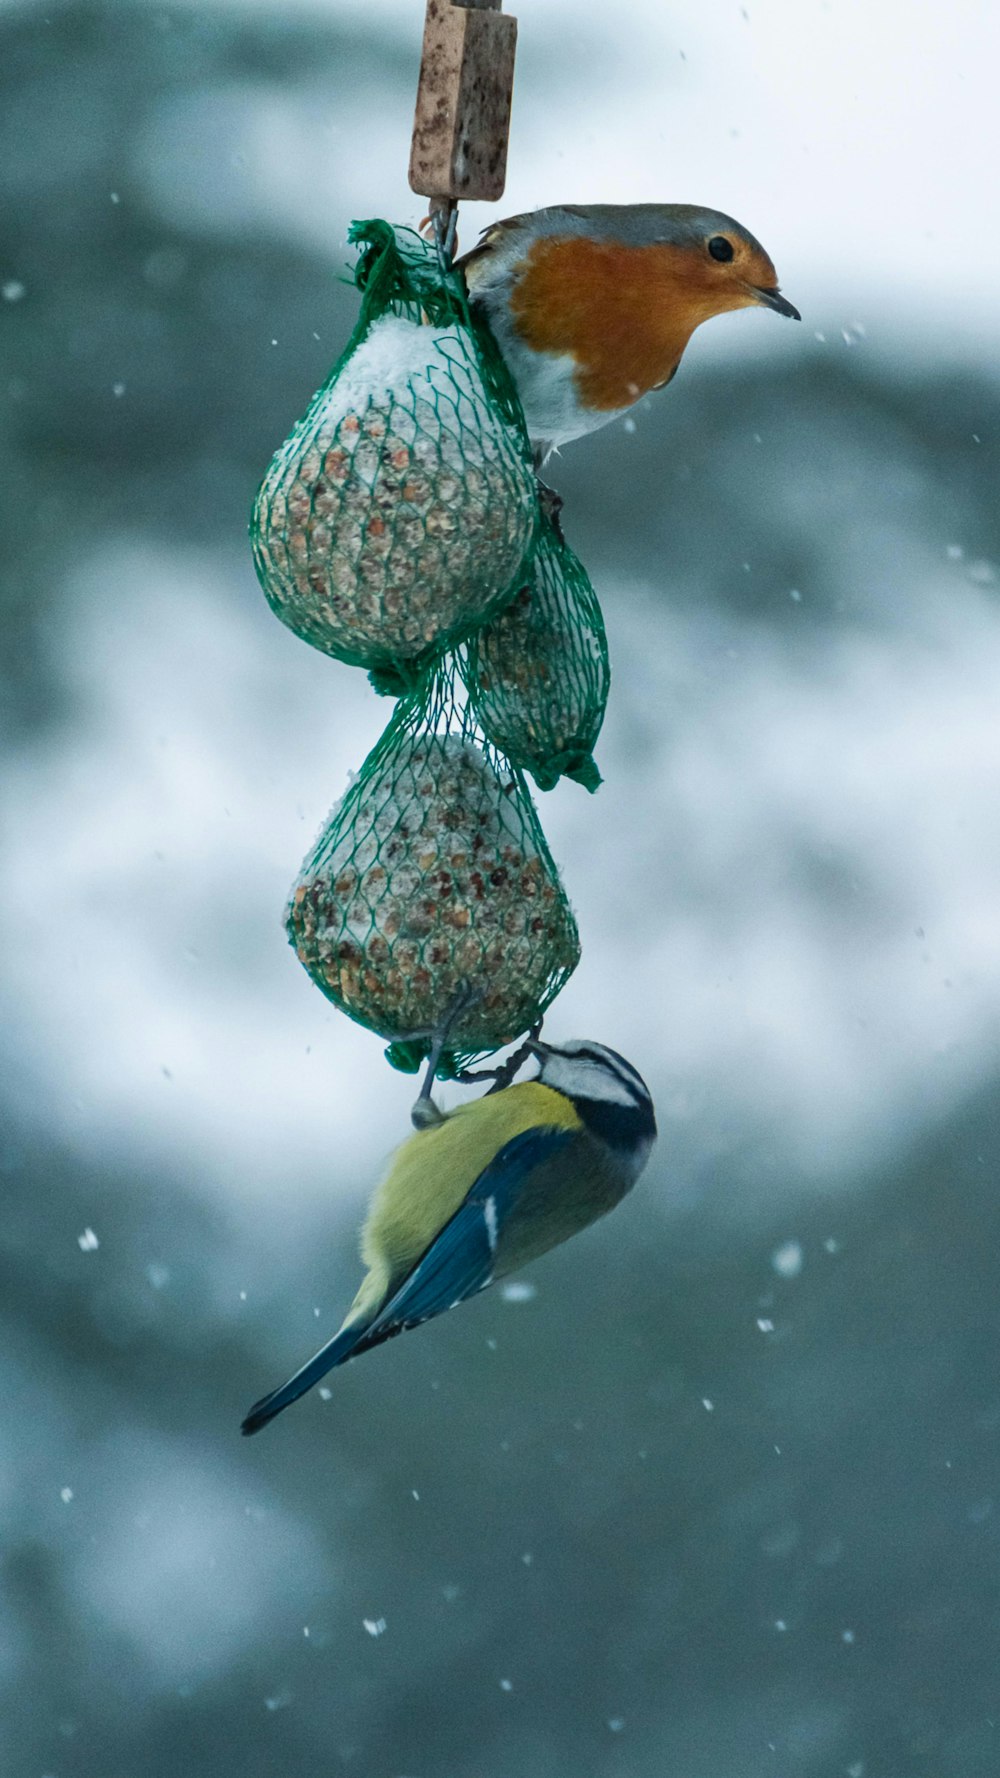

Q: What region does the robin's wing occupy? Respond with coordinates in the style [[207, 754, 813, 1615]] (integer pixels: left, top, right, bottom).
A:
[[354, 1125, 577, 1347], [455, 212, 531, 288], [456, 204, 637, 282]]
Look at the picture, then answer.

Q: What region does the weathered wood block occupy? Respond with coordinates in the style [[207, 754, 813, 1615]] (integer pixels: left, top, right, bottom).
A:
[[409, 0, 517, 202]]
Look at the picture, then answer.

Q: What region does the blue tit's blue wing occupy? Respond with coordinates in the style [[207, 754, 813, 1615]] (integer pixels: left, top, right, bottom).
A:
[[241, 1126, 577, 1434], [358, 1125, 577, 1348], [363, 1199, 494, 1335]]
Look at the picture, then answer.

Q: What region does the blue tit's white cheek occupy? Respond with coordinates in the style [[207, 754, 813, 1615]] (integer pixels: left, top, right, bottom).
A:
[[541, 1054, 643, 1109], [544, 1040, 652, 1105]]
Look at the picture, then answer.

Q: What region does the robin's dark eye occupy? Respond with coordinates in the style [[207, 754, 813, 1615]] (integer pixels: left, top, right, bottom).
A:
[[708, 235, 735, 262]]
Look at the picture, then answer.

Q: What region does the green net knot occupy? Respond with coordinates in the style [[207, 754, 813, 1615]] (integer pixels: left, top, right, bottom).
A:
[[384, 1038, 425, 1075], [367, 659, 430, 700], [384, 1038, 468, 1079], [533, 748, 604, 794], [348, 219, 462, 326]]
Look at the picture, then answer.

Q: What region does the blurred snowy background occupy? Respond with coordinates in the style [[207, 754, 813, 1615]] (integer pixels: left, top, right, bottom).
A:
[[3, 0, 1000, 1774]]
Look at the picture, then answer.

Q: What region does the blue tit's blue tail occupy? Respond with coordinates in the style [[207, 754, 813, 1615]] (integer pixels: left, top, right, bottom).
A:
[[241, 1318, 375, 1436]]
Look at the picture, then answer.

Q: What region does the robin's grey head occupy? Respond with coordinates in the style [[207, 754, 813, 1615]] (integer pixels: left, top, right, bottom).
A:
[[531, 202, 800, 320]]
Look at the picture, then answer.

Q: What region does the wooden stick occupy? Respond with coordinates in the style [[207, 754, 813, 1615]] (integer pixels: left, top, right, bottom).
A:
[[409, 0, 517, 207]]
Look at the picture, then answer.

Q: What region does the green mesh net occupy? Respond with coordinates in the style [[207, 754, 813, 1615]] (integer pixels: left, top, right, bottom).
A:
[[285, 664, 580, 1076], [463, 511, 610, 791], [251, 220, 538, 689]]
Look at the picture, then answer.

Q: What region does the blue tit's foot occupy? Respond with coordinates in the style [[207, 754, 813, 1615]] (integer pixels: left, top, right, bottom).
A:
[[409, 984, 483, 1129], [454, 1018, 544, 1096], [411, 1097, 443, 1131]]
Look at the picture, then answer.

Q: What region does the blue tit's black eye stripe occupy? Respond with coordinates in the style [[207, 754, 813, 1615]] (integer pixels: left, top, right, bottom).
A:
[[563, 1045, 652, 1107], [708, 235, 734, 262], [571, 1045, 625, 1068]]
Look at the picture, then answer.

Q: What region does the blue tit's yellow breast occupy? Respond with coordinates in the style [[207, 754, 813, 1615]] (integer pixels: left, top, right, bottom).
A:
[[360, 1082, 582, 1284]]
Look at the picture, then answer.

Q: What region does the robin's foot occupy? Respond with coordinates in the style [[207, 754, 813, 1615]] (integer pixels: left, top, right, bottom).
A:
[[536, 480, 564, 543]]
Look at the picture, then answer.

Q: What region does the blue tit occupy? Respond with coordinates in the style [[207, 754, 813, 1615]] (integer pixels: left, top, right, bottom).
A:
[[241, 1037, 656, 1434]]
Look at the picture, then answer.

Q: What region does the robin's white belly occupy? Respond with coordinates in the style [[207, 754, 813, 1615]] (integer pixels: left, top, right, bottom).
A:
[[483, 303, 631, 459]]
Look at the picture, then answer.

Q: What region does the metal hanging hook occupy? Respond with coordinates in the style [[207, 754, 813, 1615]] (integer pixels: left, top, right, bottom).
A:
[[429, 196, 460, 272]]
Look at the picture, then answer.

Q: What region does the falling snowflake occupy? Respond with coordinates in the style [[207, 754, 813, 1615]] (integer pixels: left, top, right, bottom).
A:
[[501, 1280, 537, 1303], [771, 1240, 803, 1278]]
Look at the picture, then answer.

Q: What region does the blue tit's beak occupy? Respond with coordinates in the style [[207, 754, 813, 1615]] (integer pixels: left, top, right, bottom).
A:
[[753, 285, 800, 320]]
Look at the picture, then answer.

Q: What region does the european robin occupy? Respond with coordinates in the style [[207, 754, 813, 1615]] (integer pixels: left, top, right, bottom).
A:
[[458, 203, 799, 461]]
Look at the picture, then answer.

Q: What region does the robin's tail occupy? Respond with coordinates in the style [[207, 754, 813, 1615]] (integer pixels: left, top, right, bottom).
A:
[[240, 1318, 370, 1436]]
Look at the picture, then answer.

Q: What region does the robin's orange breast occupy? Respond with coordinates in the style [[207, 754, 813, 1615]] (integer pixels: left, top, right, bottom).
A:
[[508, 235, 741, 412]]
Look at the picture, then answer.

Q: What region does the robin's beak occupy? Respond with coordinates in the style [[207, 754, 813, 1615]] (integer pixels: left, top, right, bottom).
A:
[[752, 285, 801, 321]]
